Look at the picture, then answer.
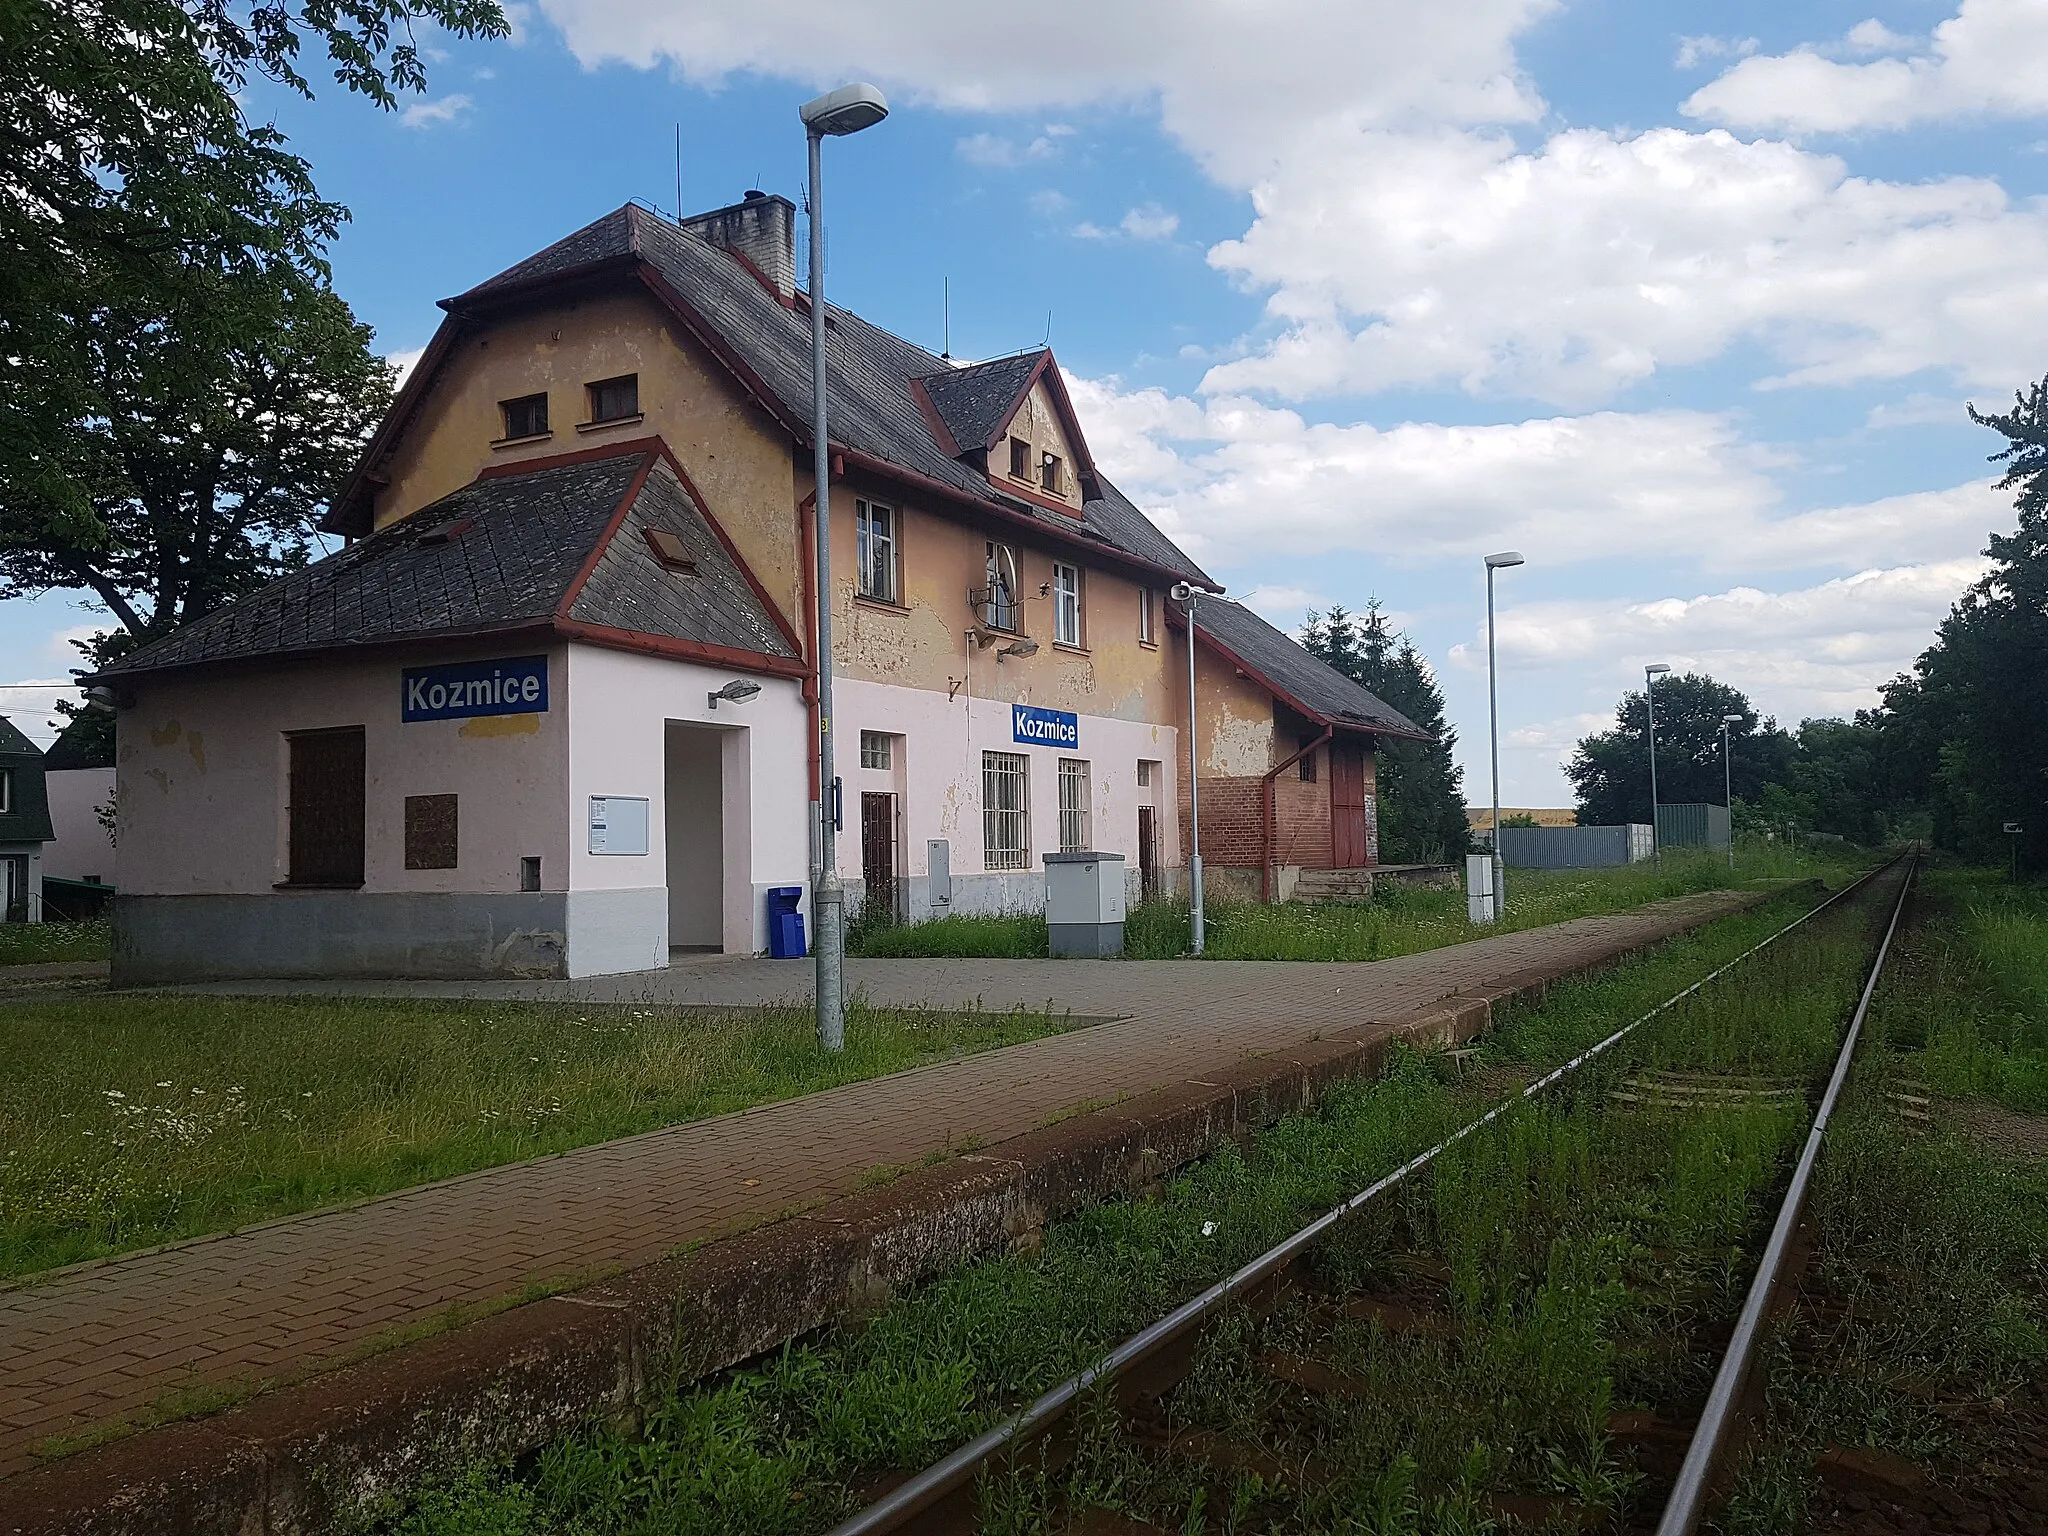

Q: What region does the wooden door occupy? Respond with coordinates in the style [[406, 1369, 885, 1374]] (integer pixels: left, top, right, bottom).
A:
[[1330, 741, 1369, 868], [1137, 806, 1158, 898], [861, 792, 897, 918]]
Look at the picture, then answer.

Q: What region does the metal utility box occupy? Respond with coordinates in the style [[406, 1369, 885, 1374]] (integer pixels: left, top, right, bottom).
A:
[[1044, 851, 1126, 957], [1498, 824, 1654, 869], [1656, 803, 1731, 850], [1465, 852, 1499, 924]]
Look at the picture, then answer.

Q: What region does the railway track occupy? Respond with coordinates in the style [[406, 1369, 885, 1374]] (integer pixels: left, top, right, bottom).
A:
[[828, 856, 1919, 1536]]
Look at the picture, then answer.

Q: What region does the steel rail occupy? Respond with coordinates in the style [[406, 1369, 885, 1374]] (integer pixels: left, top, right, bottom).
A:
[[1653, 852, 1917, 1536], [824, 858, 1903, 1536]]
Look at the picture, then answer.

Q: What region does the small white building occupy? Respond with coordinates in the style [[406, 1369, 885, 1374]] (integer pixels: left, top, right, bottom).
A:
[[0, 718, 54, 924]]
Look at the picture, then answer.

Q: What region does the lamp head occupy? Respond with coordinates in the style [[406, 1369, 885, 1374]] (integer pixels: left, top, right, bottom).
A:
[[997, 638, 1039, 661], [1645, 664, 1671, 677], [708, 678, 763, 709], [800, 82, 890, 137], [1484, 551, 1525, 569], [1722, 713, 1742, 723]]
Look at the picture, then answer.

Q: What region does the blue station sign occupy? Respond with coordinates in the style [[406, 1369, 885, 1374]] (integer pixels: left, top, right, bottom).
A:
[[403, 656, 549, 723], [1012, 703, 1079, 749]]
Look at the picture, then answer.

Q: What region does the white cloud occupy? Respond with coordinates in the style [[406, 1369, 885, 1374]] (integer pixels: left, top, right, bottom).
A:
[[1684, 0, 2048, 135], [1463, 559, 1987, 722], [1862, 391, 1967, 430], [1202, 124, 2048, 404], [1028, 188, 1074, 218], [387, 347, 427, 386], [1674, 35, 1757, 70], [1069, 372, 2003, 574], [1238, 585, 1330, 625], [956, 128, 1069, 167], [400, 93, 474, 129], [1074, 203, 1181, 242]]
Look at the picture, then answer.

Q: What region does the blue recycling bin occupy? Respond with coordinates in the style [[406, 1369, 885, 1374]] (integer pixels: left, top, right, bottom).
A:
[[766, 886, 807, 959]]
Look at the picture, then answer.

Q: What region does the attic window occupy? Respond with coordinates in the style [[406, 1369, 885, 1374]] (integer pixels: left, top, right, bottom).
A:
[[1040, 451, 1063, 495], [500, 393, 549, 440], [643, 528, 698, 574], [1008, 436, 1031, 479], [588, 374, 639, 423], [416, 516, 475, 546]]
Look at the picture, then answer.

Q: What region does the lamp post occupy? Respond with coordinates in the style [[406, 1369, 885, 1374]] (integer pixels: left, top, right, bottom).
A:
[[799, 81, 889, 1053], [1483, 552, 1524, 919], [1172, 581, 1205, 955], [1720, 712, 1741, 871], [1645, 664, 1670, 870]]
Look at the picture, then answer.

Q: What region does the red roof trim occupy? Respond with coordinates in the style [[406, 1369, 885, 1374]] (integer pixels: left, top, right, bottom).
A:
[[1169, 609, 1431, 744], [553, 450, 659, 619]]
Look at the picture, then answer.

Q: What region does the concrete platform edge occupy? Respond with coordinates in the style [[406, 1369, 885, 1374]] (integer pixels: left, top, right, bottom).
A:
[[0, 889, 1776, 1535]]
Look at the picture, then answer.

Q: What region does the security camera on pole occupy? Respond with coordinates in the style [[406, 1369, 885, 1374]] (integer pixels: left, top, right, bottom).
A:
[[1172, 582, 1206, 955], [799, 81, 889, 1053]]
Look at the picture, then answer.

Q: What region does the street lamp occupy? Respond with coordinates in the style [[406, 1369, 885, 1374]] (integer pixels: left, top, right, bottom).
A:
[[800, 80, 889, 1054], [1720, 713, 1741, 870], [1645, 664, 1671, 870], [1483, 551, 1524, 922], [1172, 581, 1206, 955]]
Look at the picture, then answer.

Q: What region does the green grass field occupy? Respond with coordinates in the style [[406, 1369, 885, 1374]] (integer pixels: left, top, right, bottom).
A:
[[850, 843, 1868, 962], [0, 919, 109, 966], [0, 995, 1071, 1279]]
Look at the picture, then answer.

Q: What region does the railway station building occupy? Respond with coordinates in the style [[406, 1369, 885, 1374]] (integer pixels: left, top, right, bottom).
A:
[[94, 194, 1424, 982]]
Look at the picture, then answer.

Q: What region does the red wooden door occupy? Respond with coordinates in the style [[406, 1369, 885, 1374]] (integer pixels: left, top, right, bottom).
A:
[[1330, 742, 1369, 868]]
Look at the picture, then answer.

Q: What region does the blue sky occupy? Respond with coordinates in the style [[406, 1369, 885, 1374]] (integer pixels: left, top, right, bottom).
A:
[[6, 0, 2042, 807]]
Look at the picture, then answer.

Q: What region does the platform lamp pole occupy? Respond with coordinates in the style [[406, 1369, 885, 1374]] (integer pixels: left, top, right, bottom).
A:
[[1484, 551, 1524, 918], [800, 82, 889, 1053], [1721, 713, 1742, 871], [1645, 663, 1671, 870], [1172, 581, 1205, 955]]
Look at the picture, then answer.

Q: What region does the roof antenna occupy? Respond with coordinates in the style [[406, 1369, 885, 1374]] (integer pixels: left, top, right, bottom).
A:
[[1042, 309, 1052, 348], [942, 276, 951, 361], [674, 124, 683, 222]]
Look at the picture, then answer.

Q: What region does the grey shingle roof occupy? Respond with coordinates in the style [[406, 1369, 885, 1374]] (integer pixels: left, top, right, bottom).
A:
[[99, 452, 796, 679], [438, 205, 1212, 587], [916, 352, 1043, 452], [1193, 599, 1430, 742], [0, 718, 56, 844]]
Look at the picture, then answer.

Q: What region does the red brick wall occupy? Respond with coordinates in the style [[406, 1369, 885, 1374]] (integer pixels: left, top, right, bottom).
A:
[[1177, 745, 1382, 875], [1273, 772, 1332, 868]]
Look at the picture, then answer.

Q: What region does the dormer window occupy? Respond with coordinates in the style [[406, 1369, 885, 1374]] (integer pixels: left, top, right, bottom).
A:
[[588, 374, 639, 424], [1008, 437, 1032, 479], [1040, 451, 1063, 495], [500, 393, 549, 441]]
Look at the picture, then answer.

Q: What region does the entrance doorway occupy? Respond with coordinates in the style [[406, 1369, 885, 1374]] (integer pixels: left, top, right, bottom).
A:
[[1137, 806, 1159, 898], [861, 792, 898, 920], [664, 722, 724, 950], [1331, 741, 1370, 868], [2, 856, 29, 924]]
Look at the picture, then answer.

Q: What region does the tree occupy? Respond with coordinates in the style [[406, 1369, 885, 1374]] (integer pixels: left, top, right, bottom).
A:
[[1568, 674, 1793, 826], [0, 0, 504, 640], [1301, 602, 1470, 864], [1882, 378, 2048, 864]]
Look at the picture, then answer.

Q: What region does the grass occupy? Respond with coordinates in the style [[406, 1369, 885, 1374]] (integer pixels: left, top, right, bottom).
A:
[[1720, 866, 2048, 1535], [848, 843, 1868, 962], [0, 918, 110, 966], [0, 995, 1073, 1280], [370, 877, 1885, 1535]]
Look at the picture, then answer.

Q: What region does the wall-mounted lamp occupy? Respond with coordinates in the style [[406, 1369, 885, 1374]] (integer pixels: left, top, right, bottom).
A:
[[996, 638, 1039, 661], [708, 679, 763, 710], [84, 685, 122, 713]]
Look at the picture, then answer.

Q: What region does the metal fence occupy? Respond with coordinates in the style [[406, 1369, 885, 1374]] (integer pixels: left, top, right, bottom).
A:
[[1498, 823, 1655, 869], [1656, 802, 1732, 850]]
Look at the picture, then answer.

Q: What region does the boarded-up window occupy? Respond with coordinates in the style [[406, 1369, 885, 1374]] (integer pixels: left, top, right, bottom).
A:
[[404, 794, 458, 870], [287, 728, 365, 886]]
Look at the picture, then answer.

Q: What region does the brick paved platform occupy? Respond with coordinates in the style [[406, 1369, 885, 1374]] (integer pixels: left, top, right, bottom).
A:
[[0, 890, 1760, 1486]]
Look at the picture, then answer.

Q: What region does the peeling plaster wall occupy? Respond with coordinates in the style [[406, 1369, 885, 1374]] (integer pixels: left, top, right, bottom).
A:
[[371, 288, 802, 633], [988, 378, 1085, 511]]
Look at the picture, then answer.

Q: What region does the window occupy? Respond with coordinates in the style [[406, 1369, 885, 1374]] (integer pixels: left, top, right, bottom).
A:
[[0, 767, 10, 813], [587, 374, 639, 423], [404, 794, 458, 870], [855, 499, 897, 603], [1057, 759, 1090, 852], [500, 393, 549, 440], [983, 542, 1020, 632], [1040, 451, 1064, 495], [860, 731, 893, 770], [982, 751, 1030, 870], [1138, 588, 1156, 645], [1008, 436, 1032, 479], [643, 528, 698, 574], [286, 727, 365, 886], [1298, 735, 1319, 783], [1136, 760, 1152, 788], [1052, 562, 1082, 646]]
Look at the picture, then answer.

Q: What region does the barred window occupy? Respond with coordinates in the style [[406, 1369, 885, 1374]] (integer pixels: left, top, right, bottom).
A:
[[982, 751, 1030, 870], [860, 731, 892, 770], [1052, 562, 1082, 646], [1057, 758, 1090, 853], [855, 499, 897, 603]]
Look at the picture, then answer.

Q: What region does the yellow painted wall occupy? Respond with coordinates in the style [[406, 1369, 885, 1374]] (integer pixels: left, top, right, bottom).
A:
[[371, 288, 802, 630], [1171, 630, 1279, 777], [989, 378, 1085, 510]]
